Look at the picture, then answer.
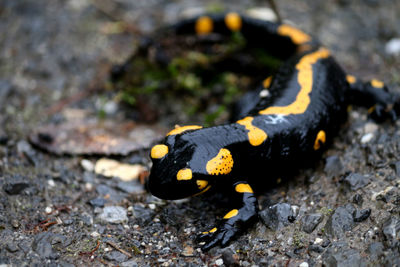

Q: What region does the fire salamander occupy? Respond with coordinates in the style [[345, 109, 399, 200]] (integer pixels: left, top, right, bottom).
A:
[[147, 12, 400, 250]]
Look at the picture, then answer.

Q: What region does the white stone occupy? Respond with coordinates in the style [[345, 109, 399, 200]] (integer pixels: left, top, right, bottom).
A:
[[81, 159, 94, 172], [246, 7, 277, 22], [47, 179, 56, 187], [215, 259, 224, 266], [45, 206, 52, 214], [314, 237, 323, 245], [385, 38, 400, 56], [361, 133, 374, 144]]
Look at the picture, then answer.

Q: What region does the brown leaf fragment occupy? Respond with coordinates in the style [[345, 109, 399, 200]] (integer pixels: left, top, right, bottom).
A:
[[29, 117, 167, 156]]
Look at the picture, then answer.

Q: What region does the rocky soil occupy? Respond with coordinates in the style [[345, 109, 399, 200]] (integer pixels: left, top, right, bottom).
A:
[[1, 0, 400, 266]]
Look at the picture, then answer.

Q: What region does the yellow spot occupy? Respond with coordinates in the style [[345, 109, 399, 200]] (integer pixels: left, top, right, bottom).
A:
[[347, 105, 352, 112], [237, 116, 267, 146], [202, 227, 217, 235], [224, 12, 242, 31], [167, 125, 202, 136], [195, 16, 213, 35], [263, 76, 273, 88], [206, 148, 233, 175], [259, 48, 330, 115], [235, 183, 253, 193], [196, 180, 208, 190], [346, 75, 356, 84], [177, 168, 192, 180], [150, 144, 168, 159], [223, 209, 239, 219], [368, 105, 376, 114], [276, 178, 282, 184], [371, 79, 384, 88], [278, 24, 311, 45], [313, 130, 326, 150]]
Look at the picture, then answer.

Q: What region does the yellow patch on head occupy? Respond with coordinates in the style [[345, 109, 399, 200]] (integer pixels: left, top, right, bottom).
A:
[[167, 125, 202, 136], [263, 76, 273, 88], [223, 209, 239, 219], [195, 16, 213, 35], [371, 79, 384, 88], [235, 183, 253, 193], [237, 116, 267, 146], [196, 180, 208, 190], [206, 148, 234, 175], [150, 144, 168, 159], [259, 48, 330, 116], [313, 130, 326, 150], [278, 24, 311, 45], [177, 168, 192, 180], [346, 75, 356, 84], [224, 12, 242, 31]]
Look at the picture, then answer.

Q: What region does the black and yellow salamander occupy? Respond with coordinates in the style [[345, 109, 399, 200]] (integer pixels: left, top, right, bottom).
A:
[[147, 12, 400, 250]]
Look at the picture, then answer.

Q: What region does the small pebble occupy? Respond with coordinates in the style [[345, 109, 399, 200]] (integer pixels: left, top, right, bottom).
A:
[[215, 258, 224, 266], [99, 206, 128, 224], [352, 194, 363, 206], [309, 244, 324, 253], [148, 204, 156, 210], [11, 220, 20, 228], [260, 203, 295, 230], [45, 206, 53, 214], [299, 262, 309, 267], [47, 179, 56, 187], [104, 101, 118, 114], [90, 231, 100, 237], [344, 173, 370, 190], [361, 133, 374, 143], [85, 182, 93, 191], [259, 89, 270, 98], [364, 122, 378, 134], [6, 242, 19, 253], [353, 208, 371, 222], [314, 238, 324, 245], [89, 197, 106, 207], [324, 155, 344, 177], [385, 38, 400, 55], [81, 159, 94, 172], [301, 213, 323, 233], [246, 7, 277, 21]]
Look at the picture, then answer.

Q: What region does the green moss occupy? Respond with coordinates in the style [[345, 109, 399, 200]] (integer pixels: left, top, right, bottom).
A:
[[131, 245, 142, 255], [113, 31, 282, 125], [319, 207, 334, 216], [205, 3, 225, 13], [293, 231, 306, 248]]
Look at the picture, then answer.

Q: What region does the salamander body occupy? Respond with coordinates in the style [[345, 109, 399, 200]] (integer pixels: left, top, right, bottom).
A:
[[147, 13, 400, 250]]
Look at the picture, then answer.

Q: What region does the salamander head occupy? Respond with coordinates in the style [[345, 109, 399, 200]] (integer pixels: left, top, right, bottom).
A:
[[147, 133, 212, 200]]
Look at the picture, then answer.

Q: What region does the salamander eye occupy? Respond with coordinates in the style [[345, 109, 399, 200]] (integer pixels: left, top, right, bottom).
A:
[[150, 144, 168, 159]]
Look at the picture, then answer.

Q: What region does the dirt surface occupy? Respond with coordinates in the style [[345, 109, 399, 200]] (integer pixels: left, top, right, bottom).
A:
[[1, 0, 400, 266]]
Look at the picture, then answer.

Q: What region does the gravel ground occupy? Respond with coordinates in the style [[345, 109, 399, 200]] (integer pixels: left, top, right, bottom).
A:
[[1, 0, 400, 266]]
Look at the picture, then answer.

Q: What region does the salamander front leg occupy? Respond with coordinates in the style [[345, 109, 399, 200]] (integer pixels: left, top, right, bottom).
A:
[[197, 182, 258, 251], [346, 75, 400, 122]]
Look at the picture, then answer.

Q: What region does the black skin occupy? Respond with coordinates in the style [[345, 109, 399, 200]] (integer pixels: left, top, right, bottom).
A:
[[147, 13, 400, 251]]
